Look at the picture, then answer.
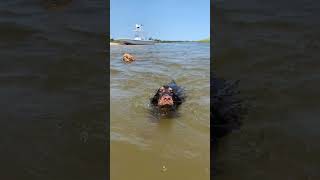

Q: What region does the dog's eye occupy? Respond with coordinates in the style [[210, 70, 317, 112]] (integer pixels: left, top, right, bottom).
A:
[[168, 87, 173, 91], [159, 87, 165, 92]]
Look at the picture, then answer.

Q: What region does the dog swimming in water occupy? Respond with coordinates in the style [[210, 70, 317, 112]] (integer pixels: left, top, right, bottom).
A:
[[150, 80, 185, 115]]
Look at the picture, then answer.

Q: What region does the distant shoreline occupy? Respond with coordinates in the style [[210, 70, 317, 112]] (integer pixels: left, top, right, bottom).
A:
[[110, 37, 209, 44], [110, 42, 120, 45], [110, 40, 209, 45]]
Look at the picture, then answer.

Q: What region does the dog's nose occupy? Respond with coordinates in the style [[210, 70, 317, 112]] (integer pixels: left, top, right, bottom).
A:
[[162, 95, 172, 101]]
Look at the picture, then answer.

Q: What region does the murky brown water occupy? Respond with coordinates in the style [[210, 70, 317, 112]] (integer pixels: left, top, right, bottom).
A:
[[0, 0, 107, 179], [214, 0, 320, 179], [110, 43, 210, 180]]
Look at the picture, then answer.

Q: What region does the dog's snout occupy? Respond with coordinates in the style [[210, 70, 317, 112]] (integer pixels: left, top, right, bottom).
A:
[[158, 94, 174, 106], [162, 95, 172, 101]]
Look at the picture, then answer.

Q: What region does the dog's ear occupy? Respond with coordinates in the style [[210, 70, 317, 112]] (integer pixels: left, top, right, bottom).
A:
[[172, 94, 182, 105], [150, 90, 160, 105]]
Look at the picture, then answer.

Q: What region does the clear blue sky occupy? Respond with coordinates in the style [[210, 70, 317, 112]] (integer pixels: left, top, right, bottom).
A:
[[110, 0, 210, 41]]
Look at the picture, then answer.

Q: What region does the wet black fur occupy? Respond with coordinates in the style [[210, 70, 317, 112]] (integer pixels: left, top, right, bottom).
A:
[[150, 80, 185, 111]]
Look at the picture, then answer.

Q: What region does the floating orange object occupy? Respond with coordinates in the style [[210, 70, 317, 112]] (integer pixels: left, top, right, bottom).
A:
[[122, 53, 136, 63]]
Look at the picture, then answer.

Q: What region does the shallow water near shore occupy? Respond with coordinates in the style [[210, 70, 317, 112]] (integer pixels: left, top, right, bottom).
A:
[[111, 43, 210, 180]]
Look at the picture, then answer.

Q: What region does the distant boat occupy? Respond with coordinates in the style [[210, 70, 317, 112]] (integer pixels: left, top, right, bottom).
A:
[[118, 24, 155, 45], [118, 39, 155, 45]]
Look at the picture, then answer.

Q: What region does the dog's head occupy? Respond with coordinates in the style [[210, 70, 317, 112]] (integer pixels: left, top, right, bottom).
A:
[[151, 85, 182, 110]]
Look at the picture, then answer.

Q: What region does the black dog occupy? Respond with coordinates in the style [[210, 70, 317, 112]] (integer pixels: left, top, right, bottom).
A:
[[150, 81, 185, 113], [149, 77, 245, 127]]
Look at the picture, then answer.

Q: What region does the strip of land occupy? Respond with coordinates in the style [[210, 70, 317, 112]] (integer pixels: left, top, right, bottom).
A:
[[110, 42, 120, 45], [196, 37, 210, 43], [110, 37, 210, 44]]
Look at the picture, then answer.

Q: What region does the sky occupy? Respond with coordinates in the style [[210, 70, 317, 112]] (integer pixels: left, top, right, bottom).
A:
[[110, 0, 210, 41]]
